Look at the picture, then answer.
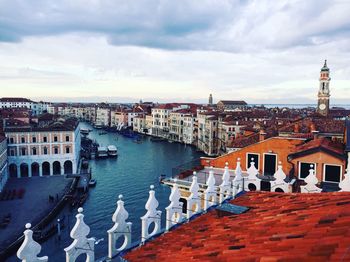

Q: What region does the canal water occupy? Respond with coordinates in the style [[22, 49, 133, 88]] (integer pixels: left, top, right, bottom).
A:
[[10, 123, 202, 261]]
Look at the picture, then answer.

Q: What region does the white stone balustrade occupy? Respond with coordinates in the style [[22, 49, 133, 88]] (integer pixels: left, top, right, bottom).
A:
[[186, 172, 202, 219], [219, 162, 231, 203], [339, 169, 350, 192], [141, 185, 162, 243], [64, 207, 95, 262], [270, 162, 291, 193], [165, 179, 184, 231], [204, 166, 217, 210], [300, 165, 322, 193], [17, 223, 48, 262], [107, 194, 132, 259], [232, 158, 243, 198]]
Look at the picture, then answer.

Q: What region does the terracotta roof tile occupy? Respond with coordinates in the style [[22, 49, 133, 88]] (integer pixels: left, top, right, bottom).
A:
[[124, 192, 350, 262]]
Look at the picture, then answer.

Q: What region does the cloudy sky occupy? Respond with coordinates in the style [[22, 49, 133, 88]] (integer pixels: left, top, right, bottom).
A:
[[0, 0, 349, 104]]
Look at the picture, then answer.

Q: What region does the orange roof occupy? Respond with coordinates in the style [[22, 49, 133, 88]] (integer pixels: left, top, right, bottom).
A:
[[289, 137, 345, 159], [124, 191, 350, 261]]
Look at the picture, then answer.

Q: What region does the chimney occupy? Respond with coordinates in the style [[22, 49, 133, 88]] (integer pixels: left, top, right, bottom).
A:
[[259, 129, 267, 142], [294, 123, 300, 133], [312, 130, 319, 140], [310, 122, 316, 132]]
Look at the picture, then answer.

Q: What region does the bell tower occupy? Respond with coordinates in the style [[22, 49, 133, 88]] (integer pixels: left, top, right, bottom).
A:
[[317, 60, 330, 116]]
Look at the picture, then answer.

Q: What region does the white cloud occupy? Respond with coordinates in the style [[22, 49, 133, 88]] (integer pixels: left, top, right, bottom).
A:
[[0, 0, 349, 103]]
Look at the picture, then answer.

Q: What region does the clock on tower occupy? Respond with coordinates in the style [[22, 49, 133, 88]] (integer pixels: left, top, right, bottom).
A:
[[317, 60, 330, 116]]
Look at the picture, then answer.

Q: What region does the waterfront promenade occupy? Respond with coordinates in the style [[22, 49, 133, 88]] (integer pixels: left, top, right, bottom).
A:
[[0, 176, 73, 253]]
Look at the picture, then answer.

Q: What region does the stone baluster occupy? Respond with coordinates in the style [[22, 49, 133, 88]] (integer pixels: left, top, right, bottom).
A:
[[64, 207, 95, 262], [219, 162, 231, 203], [107, 195, 132, 259], [339, 169, 350, 192], [17, 223, 48, 262], [245, 158, 261, 191], [165, 178, 184, 231], [300, 165, 322, 193], [186, 172, 202, 219], [204, 166, 217, 210], [271, 162, 290, 193], [232, 158, 243, 198], [141, 185, 162, 244]]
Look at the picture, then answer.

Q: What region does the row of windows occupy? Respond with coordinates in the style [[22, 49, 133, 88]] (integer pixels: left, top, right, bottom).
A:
[[8, 135, 71, 144], [246, 152, 343, 183], [9, 146, 71, 156]]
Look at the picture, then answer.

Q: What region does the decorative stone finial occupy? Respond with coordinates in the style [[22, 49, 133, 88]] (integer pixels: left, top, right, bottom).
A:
[[108, 194, 132, 258], [232, 158, 243, 197], [141, 185, 162, 243], [245, 158, 261, 191], [17, 223, 48, 262], [219, 162, 231, 203], [187, 173, 202, 219], [339, 169, 350, 192], [271, 162, 290, 193], [166, 179, 183, 231], [64, 208, 95, 262], [204, 166, 217, 210], [301, 165, 322, 193]]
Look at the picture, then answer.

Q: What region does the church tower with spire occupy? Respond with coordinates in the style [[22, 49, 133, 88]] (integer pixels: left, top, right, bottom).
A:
[[317, 60, 330, 116]]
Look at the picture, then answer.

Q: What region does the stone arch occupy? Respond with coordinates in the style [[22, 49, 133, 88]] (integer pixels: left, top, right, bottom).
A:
[[275, 188, 284, 193], [53, 161, 61, 175], [9, 163, 17, 178], [20, 163, 29, 178], [31, 162, 40, 176], [248, 183, 257, 191], [42, 162, 50, 176], [64, 160, 73, 174]]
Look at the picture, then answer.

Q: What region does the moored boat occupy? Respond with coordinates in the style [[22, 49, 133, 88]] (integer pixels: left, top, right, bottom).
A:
[[150, 137, 166, 142], [80, 128, 90, 135], [107, 145, 118, 157], [97, 146, 108, 158], [89, 179, 97, 187]]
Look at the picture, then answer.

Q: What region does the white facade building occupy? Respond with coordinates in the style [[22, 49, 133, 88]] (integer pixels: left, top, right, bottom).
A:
[[5, 118, 81, 178]]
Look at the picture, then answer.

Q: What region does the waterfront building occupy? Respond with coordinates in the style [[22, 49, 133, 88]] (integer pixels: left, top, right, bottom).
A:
[[95, 106, 110, 127], [0, 135, 8, 192], [4, 116, 80, 178], [169, 110, 186, 142], [110, 108, 128, 129], [217, 100, 248, 111], [183, 113, 197, 145], [197, 111, 219, 156], [151, 104, 173, 138], [0, 98, 50, 116], [127, 107, 145, 127], [133, 115, 146, 133], [317, 60, 331, 116], [145, 114, 153, 135]]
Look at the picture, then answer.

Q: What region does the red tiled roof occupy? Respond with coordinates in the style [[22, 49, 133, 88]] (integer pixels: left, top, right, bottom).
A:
[[124, 191, 350, 262], [0, 97, 32, 103], [289, 137, 345, 159]]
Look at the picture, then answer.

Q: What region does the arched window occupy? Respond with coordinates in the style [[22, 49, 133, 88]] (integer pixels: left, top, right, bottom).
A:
[[65, 146, 70, 154], [32, 147, 37, 155], [54, 147, 59, 154], [43, 147, 48, 155]]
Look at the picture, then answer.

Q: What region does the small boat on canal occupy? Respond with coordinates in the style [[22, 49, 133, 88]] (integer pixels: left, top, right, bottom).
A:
[[89, 179, 97, 187], [107, 145, 118, 157], [150, 137, 166, 142], [97, 146, 108, 158], [80, 128, 90, 135]]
